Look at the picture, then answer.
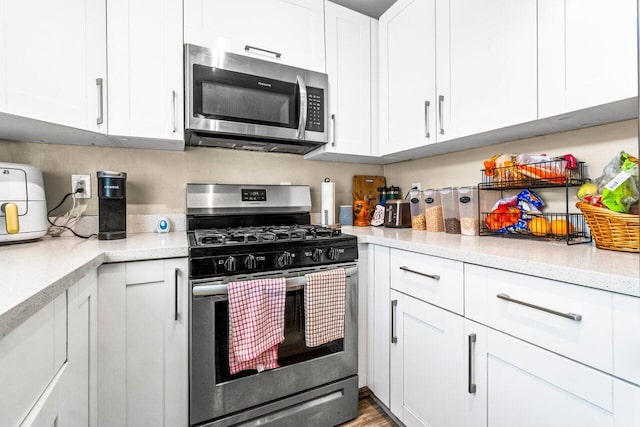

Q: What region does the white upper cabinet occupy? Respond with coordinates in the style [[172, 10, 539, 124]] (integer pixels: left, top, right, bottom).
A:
[[437, 0, 538, 141], [379, 0, 437, 156], [184, 0, 326, 73], [0, 0, 107, 133], [538, 0, 638, 118], [107, 0, 184, 143], [304, 1, 376, 162]]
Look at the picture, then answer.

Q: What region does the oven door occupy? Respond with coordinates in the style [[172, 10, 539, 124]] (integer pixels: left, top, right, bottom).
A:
[[185, 44, 327, 144], [189, 263, 358, 426]]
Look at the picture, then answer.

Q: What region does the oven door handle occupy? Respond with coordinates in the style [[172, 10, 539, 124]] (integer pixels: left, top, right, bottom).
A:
[[296, 75, 307, 140], [192, 266, 358, 297]]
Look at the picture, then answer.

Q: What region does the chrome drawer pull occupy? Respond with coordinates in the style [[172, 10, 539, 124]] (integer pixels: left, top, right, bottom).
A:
[[391, 299, 398, 344], [468, 333, 477, 394], [399, 266, 440, 281], [497, 293, 582, 321]]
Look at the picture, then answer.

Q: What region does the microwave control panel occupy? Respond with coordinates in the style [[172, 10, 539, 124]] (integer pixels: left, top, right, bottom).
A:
[[305, 87, 325, 133]]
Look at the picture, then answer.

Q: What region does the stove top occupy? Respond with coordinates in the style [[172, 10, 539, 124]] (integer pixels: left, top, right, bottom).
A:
[[190, 225, 342, 247]]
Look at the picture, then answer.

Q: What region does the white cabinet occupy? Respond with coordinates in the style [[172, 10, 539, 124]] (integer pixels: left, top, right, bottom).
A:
[[304, 1, 378, 162], [366, 245, 391, 407], [538, 0, 637, 118], [0, 0, 107, 133], [465, 319, 640, 427], [390, 290, 464, 426], [436, 0, 537, 142], [107, 0, 184, 146], [0, 270, 97, 427], [613, 294, 640, 386], [98, 258, 189, 427], [184, 0, 325, 73], [379, 0, 437, 156]]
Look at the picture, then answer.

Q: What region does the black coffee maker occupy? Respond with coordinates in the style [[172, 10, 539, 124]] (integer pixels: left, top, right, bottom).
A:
[[97, 171, 127, 240]]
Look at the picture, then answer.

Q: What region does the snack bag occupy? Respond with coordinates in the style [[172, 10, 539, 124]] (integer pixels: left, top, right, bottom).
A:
[[597, 152, 639, 213]]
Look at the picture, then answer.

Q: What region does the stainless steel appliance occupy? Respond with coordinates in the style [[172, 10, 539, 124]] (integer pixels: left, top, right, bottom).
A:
[[187, 184, 359, 427], [185, 44, 329, 154], [0, 162, 48, 243], [97, 171, 127, 240]]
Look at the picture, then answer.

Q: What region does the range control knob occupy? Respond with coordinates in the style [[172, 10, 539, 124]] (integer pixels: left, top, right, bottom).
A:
[[223, 256, 238, 272], [327, 247, 340, 261], [311, 248, 323, 262], [244, 254, 257, 270], [277, 251, 293, 268]]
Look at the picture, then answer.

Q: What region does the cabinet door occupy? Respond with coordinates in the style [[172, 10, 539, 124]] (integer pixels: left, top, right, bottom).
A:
[[390, 290, 464, 426], [437, 0, 537, 141], [0, 0, 106, 133], [98, 258, 189, 427], [613, 294, 640, 386], [538, 0, 637, 117], [466, 319, 633, 427], [107, 0, 184, 142], [184, 0, 325, 73], [322, 1, 371, 156], [379, 0, 437, 156]]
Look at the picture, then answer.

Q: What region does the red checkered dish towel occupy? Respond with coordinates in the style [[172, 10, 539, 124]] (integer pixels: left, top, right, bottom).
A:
[[228, 278, 286, 375], [304, 268, 347, 347]]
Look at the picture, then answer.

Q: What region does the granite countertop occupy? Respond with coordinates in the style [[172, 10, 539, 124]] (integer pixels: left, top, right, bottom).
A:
[[342, 226, 640, 297], [1, 227, 638, 340], [0, 232, 188, 339]]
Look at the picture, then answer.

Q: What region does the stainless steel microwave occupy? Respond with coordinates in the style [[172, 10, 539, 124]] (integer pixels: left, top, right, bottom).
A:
[[185, 44, 329, 154]]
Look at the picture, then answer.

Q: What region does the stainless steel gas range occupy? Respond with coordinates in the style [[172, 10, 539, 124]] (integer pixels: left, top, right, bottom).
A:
[[187, 184, 359, 427]]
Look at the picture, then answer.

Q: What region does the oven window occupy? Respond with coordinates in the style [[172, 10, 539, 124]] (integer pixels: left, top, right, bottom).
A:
[[214, 288, 344, 384], [193, 65, 298, 129]]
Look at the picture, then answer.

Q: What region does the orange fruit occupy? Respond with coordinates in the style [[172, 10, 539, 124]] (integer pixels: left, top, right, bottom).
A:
[[529, 217, 550, 236], [550, 219, 574, 236]]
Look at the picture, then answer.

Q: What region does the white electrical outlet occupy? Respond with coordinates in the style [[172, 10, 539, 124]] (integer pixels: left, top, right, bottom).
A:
[[411, 181, 422, 191], [72, 175, 91, 199]]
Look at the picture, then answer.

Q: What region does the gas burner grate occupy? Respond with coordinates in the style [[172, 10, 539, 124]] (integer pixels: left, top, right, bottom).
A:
[[192, 225, 341, 246]]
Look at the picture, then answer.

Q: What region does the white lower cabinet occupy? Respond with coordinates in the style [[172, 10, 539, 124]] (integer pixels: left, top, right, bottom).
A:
[[390, 289, 464, 426], [0, 270, 97, 427], [98, 258, 189, 427], [465, 319, 640, 427]]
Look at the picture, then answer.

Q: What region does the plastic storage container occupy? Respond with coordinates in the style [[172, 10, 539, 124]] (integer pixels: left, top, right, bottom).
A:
[[458, 186, 479, 236], [409, 190, 426, 230], [423, 189, 444, 232], [439, 187, 461, 234]]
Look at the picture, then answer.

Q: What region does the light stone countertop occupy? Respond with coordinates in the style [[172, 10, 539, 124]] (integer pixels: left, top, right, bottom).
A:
[[342, 226, 640, 297], [0, 232, 188, 339]]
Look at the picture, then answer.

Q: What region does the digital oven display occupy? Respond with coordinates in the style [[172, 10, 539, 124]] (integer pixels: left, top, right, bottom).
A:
[[241, 189, 267, 202]]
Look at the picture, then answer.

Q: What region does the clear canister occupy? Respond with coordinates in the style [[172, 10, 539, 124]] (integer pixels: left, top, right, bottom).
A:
[[458, 186, 479, 236], [423, 189, 444, 232], [439, 187, 461, 234], [409, 190, 426, 230]]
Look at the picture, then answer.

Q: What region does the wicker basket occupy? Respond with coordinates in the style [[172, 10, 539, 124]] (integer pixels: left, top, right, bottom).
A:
[[576, 202, 639, 253]]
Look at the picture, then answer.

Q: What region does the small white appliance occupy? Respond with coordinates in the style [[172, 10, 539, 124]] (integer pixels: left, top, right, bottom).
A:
[[0, 162, 48, 243]]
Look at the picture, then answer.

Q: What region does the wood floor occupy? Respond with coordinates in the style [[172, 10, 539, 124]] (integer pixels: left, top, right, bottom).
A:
[[340, 397, 398, 427]]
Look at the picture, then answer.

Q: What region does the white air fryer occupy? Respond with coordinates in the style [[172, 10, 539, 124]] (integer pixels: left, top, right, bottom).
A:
[[0, 162, 48, 243]]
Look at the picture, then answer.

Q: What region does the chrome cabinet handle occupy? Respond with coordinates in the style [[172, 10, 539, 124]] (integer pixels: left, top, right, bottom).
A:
[[438, 95, 444, 135], [468, 333, 477, 394], [391, 299, 398, 344], [399, 266, 440, 281], [296, 75, 307, 140], [424, 101, 431, 138], [497, 293, 582, 321], [174, 268, 179, 321], [331, 114, 336, 146], [245, 45, 282, 59], [171, 90, 177, 133], [96, 78, 104, 125]]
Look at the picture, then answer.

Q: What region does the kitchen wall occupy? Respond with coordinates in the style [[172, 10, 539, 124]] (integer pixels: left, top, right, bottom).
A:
[[0, 140, 383, 215], [1, 119, 637, 217]]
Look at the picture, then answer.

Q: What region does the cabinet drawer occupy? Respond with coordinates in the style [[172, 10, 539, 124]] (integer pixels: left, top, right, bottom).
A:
[[0, 292, 67, 426], [465, 264, 613, 373], [390, 249, 464, 314]]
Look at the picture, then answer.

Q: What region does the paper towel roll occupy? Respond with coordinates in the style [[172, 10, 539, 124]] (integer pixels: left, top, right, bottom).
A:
[[321, 179, 335, 225]]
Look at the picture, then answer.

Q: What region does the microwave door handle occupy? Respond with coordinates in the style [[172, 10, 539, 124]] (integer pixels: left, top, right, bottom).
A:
[[296, 75, 307, 140]]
